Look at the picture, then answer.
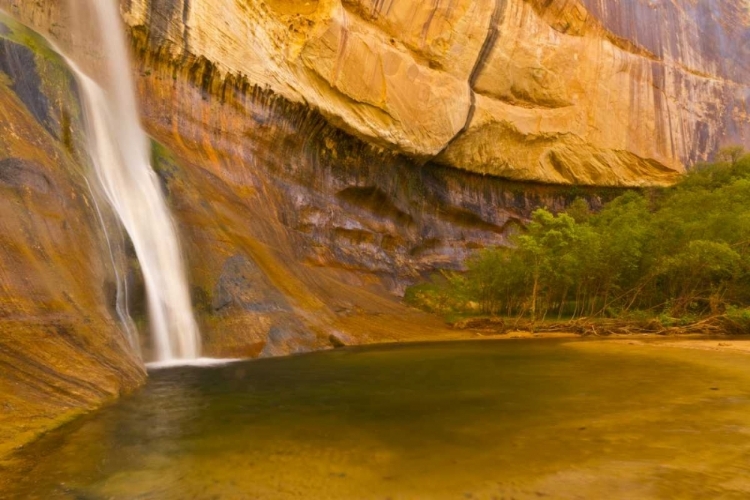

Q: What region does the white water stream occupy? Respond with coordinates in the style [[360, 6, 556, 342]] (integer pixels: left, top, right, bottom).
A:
[[62, 0, 201, 361]]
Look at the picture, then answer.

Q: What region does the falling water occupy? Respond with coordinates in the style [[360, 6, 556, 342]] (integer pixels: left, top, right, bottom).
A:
[[62, 0, 201, 361], [81, 175, 141, 357]]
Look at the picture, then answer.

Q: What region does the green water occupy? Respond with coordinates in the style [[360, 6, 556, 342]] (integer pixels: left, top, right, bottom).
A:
[[4, 339, 750, 499]]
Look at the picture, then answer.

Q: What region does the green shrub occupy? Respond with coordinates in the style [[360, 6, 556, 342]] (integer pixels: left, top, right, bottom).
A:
[[408, 150, 750, 328]]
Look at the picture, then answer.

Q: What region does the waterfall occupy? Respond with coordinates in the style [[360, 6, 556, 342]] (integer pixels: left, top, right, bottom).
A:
[[62, 0, 201, 361]]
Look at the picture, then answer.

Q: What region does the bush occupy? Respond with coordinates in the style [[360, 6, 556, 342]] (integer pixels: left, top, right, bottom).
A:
[[408, 151, 750, 325]]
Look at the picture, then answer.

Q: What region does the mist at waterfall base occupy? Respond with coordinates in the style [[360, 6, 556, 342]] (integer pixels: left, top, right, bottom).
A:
[[65, 0, 205, 364]]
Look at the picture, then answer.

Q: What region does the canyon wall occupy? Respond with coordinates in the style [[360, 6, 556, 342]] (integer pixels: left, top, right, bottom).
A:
[[0, 15, 145, 461], [0, 0, 625, 358], [6, 0, 748, 186], [119, 0, 749, 185]]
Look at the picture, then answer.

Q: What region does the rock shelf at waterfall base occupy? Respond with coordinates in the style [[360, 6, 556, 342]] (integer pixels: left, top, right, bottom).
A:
[[448, 317, 750, 338], [145, 357, 241, 369]]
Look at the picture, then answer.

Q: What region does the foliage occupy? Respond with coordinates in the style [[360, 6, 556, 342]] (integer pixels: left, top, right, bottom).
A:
[[406, 149, 750, 323]]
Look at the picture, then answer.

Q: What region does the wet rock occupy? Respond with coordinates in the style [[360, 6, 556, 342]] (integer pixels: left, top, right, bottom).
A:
[[0, 38, 52, 135], [212, 255, 291, 314], [0, 158, 51, 194], [0, 18, 145, 459], [328, 332, 347, 348], [260, 324, 318, 358]]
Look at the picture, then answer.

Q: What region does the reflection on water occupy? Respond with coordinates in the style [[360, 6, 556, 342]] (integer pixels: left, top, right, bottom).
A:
[[4, 339, 750, 499]]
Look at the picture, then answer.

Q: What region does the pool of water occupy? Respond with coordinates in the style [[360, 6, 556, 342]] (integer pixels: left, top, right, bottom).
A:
[[4, 339, 750, 499]]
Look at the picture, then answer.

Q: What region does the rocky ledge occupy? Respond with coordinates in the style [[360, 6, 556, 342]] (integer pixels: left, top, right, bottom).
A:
[[5, 0, 750, 186]]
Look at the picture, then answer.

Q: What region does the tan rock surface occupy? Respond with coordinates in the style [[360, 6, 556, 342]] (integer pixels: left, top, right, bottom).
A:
[[450, 0, 749, 185], [0, 15, 145, 461], [124, 0, 750, 185], [5, 0, 750, 185]]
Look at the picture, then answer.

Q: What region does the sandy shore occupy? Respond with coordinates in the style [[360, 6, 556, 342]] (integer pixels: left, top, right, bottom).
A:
[[605, 337, 750, 354]]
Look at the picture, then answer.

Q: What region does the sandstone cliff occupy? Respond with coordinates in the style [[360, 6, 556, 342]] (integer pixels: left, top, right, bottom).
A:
[[0, 15, 145, 460], [0, 0, 615, 371], [123, 0, 750, 185], [4, 0, 749, 187], [1, 0, 744, 369]]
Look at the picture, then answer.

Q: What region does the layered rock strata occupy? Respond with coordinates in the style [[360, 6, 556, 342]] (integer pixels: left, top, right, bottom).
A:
[[141, 70, 618, 358], [0, 15, 145, 461], [4, 0, 749, 186], [118, 0, 749, 185], [2, 0, 622, 360], [0, 2, 584, 457]]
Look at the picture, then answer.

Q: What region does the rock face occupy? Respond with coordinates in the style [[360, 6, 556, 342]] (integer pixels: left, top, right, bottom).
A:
[[3, 0, 619, 354], [9, 0, 744, 185], [122, 0, 749, 185], [0, 15, 145, 460], [142, 70, 601, 359], [1, 0, 744, 370], [2, 1, 749, 186]]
